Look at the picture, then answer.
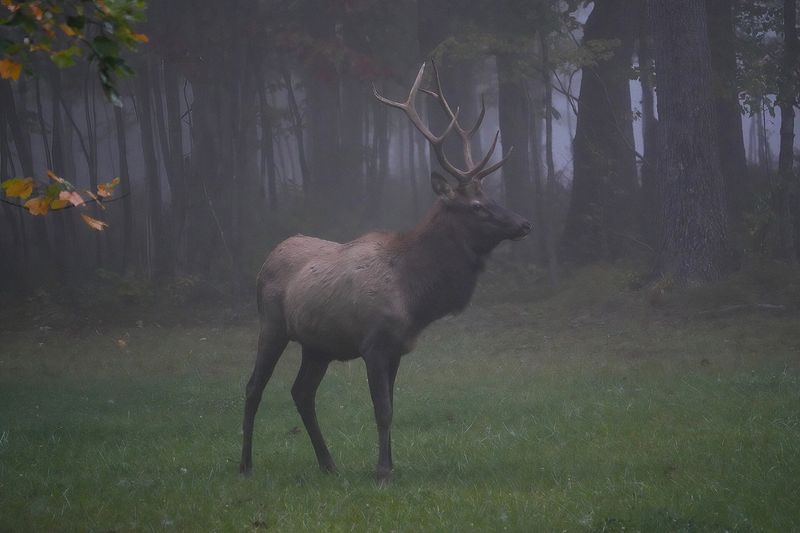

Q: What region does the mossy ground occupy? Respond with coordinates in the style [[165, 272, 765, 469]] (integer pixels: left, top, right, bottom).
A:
[[1, 264, 799, 531]]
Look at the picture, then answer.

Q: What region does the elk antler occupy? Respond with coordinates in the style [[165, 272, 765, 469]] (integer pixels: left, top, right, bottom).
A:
[[421, 60, 513, 181], [373, 64, 465, 184], [373, 62, 512, 185]]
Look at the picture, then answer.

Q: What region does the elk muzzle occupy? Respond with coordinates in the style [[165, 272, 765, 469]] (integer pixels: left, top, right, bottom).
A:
[[511, 219, 532, 241]]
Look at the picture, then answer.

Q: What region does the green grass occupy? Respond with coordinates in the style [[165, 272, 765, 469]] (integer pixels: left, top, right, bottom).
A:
[[1, 270, 800, 531]]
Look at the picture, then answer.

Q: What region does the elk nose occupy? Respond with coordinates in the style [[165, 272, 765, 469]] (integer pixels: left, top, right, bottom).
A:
[[520, 220, 532, 235]]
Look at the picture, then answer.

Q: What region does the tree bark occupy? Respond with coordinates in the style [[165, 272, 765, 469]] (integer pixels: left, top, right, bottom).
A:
[[497, 53, 534, 258], [0, 102, 27, 283], [281, 63, 310, 196], [648, 0, 730, 283], [114, 103, 134, 272], [541, 36, 560, 287], [528, 77, 548, 263], [0, 80, 50, 276], [257, 72, 278, 210], [135, 64, 165, 278], [365, 98, 388, 223], [163, 60, 187, 265], [83, 67, 102, 267], [707, 0, 748, 231], [638, 2, 660, 248], [561, 0, 638, 263], [776, 0, 798, 262]]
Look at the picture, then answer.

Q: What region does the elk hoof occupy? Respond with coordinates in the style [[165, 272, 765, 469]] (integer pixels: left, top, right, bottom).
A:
[[320, 461, 338, 475], [239, 462, 252, 476], [375, 468, 393, 486]]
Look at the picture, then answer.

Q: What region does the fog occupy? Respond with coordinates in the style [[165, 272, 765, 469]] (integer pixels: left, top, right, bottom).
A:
[[1, 1, 799, 530]]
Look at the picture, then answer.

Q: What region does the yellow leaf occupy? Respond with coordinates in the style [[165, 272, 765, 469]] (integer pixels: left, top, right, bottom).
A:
[[2, 177, 34, 199], [131, 33, 149, 43], [81, 213, 108, 231], [50, 198, 68, 210], [24, 196, 49, 215], [97, 177, 120, 197], [0, 59, 22, 81], [59, 23, 77, 37], [59, 190, 84, 206]]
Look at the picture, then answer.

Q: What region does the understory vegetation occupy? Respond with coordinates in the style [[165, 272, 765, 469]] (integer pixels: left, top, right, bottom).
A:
[[1, 265, 799, 531]]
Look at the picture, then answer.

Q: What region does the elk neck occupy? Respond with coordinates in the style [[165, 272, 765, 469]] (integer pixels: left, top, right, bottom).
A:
[[389, 200, 493, 329]]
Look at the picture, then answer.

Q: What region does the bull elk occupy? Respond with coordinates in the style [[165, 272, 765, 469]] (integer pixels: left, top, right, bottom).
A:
[[240, 62, 531, 483]]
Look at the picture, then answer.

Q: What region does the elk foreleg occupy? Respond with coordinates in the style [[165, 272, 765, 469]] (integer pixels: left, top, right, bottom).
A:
[[292, 348, 336, 473], [365, 350, 401, 484]]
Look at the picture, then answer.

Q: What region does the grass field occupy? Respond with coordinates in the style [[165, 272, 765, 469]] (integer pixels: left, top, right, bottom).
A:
[[1, 267, 799, 531]]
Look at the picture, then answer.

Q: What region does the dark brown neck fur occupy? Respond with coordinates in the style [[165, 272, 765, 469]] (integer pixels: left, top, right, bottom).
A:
[[388, 200, 496, 330]]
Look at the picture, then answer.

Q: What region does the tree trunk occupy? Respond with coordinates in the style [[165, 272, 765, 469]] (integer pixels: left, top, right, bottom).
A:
[[163, 60, 187, 266], [47, 68, 73, 277], [757, 104, 772, 173], [135, 65, 165, 278], [528, 77, 548, 264], [648, 0, 729, 283], [541, 36, 560, 287], [114, 103, 134, 272], [776, 0, 798, 262], [707, 0, 748, 233], [561, 0, 638, 263], [0, 80, 50, 277], [497, 53, 534, 257], [52, 76, 78, 260], [0, 104, 27, 284], [638, 2, 660, 248], [257, 74, 278, 210], [281, 63, 310, 196], [339, 75, 366, 210], [83, 68, 102, 267], [365, 98, 388, 223]]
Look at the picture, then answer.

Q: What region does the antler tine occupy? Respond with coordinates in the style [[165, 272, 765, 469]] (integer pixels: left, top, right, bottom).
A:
[[422, 85, 486, 141], [371, 62, 427, 109], [429, 60, 459, 127], [429, 108, 470, 183], [406, 60, 427, 105], [476, 145, 514, 181], [427, 60, 475, 168], [467, 129, 500, 179], [466, 94, 486, 138], [425, 60, 509, 180], [373, 63, 472, 183]]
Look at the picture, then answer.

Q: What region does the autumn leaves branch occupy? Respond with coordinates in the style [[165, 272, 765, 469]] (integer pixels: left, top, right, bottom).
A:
[[1, 171, 121, 230]]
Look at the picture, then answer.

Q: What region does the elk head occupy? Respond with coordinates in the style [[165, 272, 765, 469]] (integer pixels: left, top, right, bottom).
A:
[[374, 62, 531, 247]]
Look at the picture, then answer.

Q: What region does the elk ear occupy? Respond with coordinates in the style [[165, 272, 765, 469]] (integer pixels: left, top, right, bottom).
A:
[[430, 172, 455, 201]]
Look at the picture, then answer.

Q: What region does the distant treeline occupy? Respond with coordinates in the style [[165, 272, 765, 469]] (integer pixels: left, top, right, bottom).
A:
[[0, 0, 797, 294]]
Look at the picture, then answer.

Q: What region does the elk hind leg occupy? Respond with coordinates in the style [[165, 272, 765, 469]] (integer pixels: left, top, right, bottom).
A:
[[292, 348, 336, 473], [240, 323, 288, 475]]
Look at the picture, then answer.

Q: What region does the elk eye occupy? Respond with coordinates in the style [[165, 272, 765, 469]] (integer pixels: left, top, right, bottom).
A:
[[471, 202, 483, 212]]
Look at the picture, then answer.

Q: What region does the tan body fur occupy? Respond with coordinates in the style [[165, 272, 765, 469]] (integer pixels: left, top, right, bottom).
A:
[[259, 233, 417, 359]]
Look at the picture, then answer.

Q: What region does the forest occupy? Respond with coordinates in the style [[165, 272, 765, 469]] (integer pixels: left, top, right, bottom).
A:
[[0, 0, 796, 293], [1, 0, 799, 531]]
